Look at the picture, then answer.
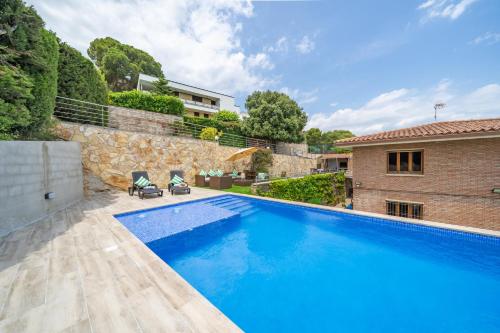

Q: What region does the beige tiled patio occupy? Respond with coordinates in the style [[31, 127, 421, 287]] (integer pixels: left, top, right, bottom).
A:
[[0, 187, 241, 333]]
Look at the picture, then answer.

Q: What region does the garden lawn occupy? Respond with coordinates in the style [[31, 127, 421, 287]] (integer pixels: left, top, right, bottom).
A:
[[221, 185, 253, 195]]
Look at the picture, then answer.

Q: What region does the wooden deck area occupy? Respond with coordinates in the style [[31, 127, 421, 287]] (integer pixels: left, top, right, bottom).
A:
[[0, 188, 242, 333]]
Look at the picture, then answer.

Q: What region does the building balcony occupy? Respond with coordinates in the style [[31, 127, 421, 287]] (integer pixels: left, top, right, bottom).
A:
[[180, 98, 219, 113]]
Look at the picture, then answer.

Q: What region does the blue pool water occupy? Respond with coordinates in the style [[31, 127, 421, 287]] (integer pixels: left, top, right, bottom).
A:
[[115, 195, 500, 333]]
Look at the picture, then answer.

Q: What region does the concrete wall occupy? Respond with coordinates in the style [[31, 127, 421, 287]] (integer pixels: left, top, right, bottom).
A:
[[55, 123, 316, 190], [0, 141, 84, 236], [352, 138, 500, 230]]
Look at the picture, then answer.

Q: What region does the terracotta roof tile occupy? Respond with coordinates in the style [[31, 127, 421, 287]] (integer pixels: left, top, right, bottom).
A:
[[335, 118, 500, 146]]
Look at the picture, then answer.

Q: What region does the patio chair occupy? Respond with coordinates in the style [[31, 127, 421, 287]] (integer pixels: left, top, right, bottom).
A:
[[168, 170, 191, 195], [209, 175, 233, 190], [255, 172, 269, 182], [195, 170, 209, 187], [129, 171, 163, 199]]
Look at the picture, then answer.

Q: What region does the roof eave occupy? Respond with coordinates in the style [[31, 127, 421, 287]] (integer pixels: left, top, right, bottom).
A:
[[335, 131, 500, 148]]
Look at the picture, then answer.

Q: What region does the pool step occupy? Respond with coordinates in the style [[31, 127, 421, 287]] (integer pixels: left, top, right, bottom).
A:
[[240, 208, 259, 217], [216, 201, 248, 210], [206, 196, 259, 217], [206, 197, 236, 205]]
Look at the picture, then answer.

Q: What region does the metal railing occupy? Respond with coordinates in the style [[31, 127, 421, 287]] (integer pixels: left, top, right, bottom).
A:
[[53, 96, 277, 151], [54, 96, 108, 126], [180, 98, 219, 110]]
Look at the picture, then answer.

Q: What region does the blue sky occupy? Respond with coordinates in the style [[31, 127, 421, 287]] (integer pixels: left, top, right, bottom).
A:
[[29, 0, 500, 134]]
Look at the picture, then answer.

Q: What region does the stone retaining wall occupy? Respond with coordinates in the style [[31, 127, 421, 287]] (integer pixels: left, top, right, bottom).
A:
[[56, 123, 316, 190]]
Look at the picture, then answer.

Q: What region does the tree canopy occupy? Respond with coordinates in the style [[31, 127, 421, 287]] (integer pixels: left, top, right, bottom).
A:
[[87, 37, 163, 91], [213, 109, 240, 122], [305, 128, 354, 145], [151, 77, 173, 95], [241, 91, 308, 143], [57, 43, 107, 104]]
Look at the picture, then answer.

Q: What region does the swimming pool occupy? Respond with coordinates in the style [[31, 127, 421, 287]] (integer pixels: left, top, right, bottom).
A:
[[115, 195, 500, 333]]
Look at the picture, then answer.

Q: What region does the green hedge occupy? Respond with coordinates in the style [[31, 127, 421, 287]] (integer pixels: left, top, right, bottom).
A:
[[25, 29, 59, 137], [259, 173, 346, 206], [57, 43, 108, 104], [108, 90, 184, 115]]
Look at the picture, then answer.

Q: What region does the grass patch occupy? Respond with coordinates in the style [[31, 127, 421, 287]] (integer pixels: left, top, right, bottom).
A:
[[221, 185, 253, 195]]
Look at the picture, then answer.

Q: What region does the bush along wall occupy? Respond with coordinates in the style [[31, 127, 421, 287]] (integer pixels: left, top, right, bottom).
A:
[[108, 90, 184, 116], [183, 116, 246, 147], [259, 173, 346, 206], [0, 0, 59, 140]]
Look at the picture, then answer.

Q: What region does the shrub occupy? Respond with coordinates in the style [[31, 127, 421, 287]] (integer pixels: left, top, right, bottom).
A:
[[213, 109, 239, 122], [57, 43, 108, 104], [184, 115, 246, 147], [199, 127, 222, 141], [108, 90, 184, 115], [259, 173, 346, 206], [251, 149, 273, 172]]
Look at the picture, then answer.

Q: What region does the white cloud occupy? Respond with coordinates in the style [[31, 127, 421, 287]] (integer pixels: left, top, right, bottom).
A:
[[296, 35, 315, 54], [471, 32, 500, 45], [280, 87, 318, 105], [247, 53, 274, 70], [330, 102, 338, 107], [264, 37, 288, 53], [27, 0, 274, 95], [307, 80, 500, 135], [418, 0, 478, 21]]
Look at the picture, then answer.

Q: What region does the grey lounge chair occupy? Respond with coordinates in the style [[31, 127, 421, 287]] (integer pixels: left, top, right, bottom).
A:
[[129, 171, 163, 199], [168, 170, 191, 195]]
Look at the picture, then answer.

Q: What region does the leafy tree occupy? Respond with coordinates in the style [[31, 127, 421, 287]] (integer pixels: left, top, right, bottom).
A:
[[0, 0, 59, 139], [304, 128, 322, 145], [57, 43, 107, 104], [87, 37, 163, 91], [251, 149, 273, 173], [242, 91, 308, 143], [323, 129, 354, 142], [305, 128, 354, 145], [213, 109, 239, 122], [152, 77, 173, 95]]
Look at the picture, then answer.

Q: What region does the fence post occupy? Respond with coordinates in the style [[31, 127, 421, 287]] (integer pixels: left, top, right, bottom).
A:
[[101, 105, 104, 127]]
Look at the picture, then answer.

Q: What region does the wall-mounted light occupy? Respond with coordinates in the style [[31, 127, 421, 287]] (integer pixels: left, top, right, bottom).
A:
[[493, 188, 500, 194], [45, 192, 55, 200], [355, 181, 362, 188]]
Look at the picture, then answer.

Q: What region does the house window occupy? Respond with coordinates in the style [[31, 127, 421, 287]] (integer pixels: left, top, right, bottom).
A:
[[211, 100, 216, 106], [194, 112, 200, 117], [192, 95, 203, 103], [172, 91, 179, 97], [387, 150, 423, 174], [386, 200, 423, 219], [203, 113, 209, 118]]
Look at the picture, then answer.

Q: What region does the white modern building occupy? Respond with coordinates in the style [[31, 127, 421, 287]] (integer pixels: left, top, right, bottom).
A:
[[137, 74, 240, 119]]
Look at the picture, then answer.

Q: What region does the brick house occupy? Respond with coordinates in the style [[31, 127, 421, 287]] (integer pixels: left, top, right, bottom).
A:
[[335, 118, 500, 231]]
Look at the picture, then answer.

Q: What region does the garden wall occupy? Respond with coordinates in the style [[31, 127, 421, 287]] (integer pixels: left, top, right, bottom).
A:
[[55, 123, 316, 190], [108, 106, 182, 135], [0, 141, 83, 236]]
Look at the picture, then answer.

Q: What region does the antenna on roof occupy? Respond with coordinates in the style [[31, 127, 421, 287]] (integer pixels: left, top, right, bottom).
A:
[[434, 103, 446, 121]]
